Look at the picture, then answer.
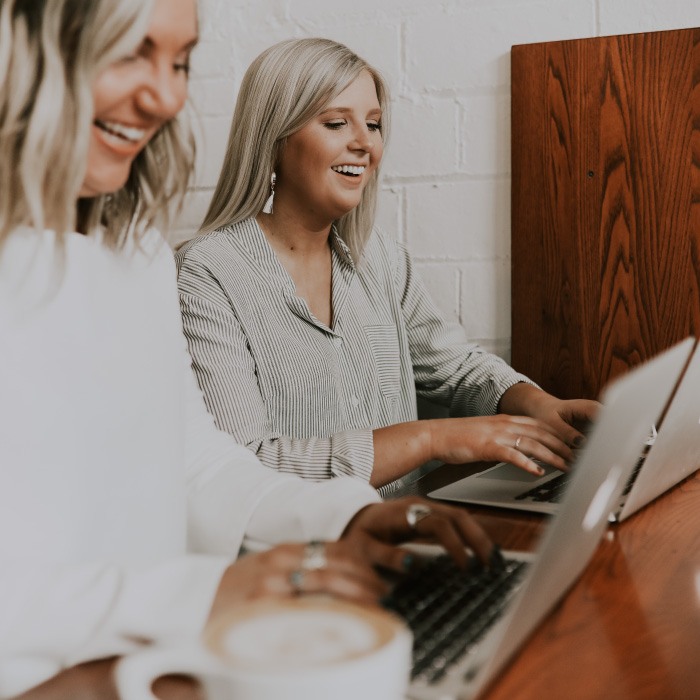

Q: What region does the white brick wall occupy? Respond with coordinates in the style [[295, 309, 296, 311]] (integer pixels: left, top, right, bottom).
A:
[[174, 0, 700, 362]]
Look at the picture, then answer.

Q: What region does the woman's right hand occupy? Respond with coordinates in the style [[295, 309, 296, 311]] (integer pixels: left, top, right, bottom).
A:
[[372, 414, 573, 486], [206, 541, 389, 627], [428, 414, 573, 476]]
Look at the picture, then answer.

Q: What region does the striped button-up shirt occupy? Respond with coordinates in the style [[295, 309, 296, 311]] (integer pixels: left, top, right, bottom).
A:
[[176, 218, 531, 483]]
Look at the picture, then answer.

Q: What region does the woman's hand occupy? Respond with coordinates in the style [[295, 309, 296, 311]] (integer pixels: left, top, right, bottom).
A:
[[340, 497, 494, 571], [427, 413, 575, 476], [421, 385, 600, 478], [498, 383, 600, 449], [207, 541, 389, 627], [371, 412, 577, 485]]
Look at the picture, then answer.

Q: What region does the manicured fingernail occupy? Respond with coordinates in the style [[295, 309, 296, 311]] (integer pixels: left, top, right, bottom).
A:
[[534, 464, 545, 475], [402, 553, 415, 571]]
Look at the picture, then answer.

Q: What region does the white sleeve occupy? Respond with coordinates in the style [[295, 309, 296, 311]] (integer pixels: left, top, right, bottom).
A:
[[181, 345, 381, 554], [0, 555, 230, 697]]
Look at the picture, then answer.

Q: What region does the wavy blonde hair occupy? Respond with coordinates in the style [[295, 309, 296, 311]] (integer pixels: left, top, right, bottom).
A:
[[0, 0, 195, 248], [198, 37, 390, 261]]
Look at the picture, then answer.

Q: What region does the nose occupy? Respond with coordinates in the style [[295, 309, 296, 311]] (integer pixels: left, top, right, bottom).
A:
[[136, 65, 187, 120], [349, 123, 373, 153]]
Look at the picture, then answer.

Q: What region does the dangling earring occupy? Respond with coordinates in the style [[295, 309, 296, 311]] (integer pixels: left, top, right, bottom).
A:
[[262, 172, 276, 214]]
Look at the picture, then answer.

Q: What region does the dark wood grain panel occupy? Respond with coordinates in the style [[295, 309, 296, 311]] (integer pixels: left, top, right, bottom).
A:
[[512, 28, 700, 399]]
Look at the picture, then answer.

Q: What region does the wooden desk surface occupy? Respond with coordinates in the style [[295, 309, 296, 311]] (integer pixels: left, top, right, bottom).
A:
[[400, 463, 700, 699]]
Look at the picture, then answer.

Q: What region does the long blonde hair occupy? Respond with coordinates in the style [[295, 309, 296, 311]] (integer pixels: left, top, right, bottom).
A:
[[0, 0, 195, 248], [198, 37, 390, 261]]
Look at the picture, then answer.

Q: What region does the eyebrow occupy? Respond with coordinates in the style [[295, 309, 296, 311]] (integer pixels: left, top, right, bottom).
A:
[[181, 37, 200, 52], [319, 106, 383, 117], [141, 36, 200, 53]]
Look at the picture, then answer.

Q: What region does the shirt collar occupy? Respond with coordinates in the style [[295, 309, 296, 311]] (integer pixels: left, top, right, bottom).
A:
[[329, 225, 356, 270]]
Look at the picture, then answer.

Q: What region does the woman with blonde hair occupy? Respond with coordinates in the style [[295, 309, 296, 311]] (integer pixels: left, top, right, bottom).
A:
[[0, 4, 494, 695], [177, 37, 598, 489]]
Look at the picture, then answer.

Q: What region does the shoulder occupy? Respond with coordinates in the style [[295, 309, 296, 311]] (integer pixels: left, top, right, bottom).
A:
[[136, 226, 170, 258], [175, 220, 256, 274], [359, 226, 411, 276]]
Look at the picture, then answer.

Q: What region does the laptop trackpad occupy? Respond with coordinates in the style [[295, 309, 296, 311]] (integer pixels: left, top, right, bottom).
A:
[[476, 461, 552, 482]]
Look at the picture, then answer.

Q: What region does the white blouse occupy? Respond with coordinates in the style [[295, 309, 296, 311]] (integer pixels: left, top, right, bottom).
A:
[[0, 227, 379, 696]]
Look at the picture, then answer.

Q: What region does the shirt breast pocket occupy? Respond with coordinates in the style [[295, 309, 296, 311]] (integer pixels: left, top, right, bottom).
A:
[[364, 325, 401, 399]]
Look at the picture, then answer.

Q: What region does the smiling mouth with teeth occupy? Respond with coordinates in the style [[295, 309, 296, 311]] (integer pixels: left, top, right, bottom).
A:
[[94, 119, 146, 144], [331, 164, 366, 177]]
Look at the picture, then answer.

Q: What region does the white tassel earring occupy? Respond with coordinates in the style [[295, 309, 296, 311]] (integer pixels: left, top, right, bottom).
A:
[[262, 172, 276, 214]]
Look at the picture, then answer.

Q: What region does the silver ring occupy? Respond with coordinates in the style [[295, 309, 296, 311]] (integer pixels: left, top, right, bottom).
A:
[[406, 503, 432, 529], [514, 435, 523, 450], [289, 569, 305, 594], [302, 540, 327, 571]]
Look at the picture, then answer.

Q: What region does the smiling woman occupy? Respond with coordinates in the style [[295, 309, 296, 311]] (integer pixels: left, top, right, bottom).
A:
[[176, 37, 600, 491], [81, 0, 197, 198], [0, 6, 496, 695], [272, 69, 384, 243]]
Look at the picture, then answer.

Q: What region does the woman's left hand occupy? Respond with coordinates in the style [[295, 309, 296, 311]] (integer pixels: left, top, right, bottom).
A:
[[498, 383, 600, 449], [340, 497, 494, 573]]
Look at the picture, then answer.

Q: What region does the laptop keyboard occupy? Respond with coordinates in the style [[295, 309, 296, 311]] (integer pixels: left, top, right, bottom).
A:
[[383, 553, 528, 684], [515, 472, 570, 503], [515, 449, 647, 505]]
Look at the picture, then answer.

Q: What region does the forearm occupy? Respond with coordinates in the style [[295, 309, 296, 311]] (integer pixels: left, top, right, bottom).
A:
[[371, 421, 433, 487], [243, 477, 381, 551]]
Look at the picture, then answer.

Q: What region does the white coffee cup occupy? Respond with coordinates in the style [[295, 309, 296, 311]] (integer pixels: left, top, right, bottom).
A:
[[115, 597, 413, 700]]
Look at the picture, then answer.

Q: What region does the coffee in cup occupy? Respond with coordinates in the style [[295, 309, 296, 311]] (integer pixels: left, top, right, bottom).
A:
[[115, 597, 413, 700]]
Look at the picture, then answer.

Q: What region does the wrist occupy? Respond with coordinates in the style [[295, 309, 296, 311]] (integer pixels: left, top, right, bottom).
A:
[[498, 382, 545, 415], [423, 419, 442, 463], [412, 419, 434, 464], [340, 503, 376, 538]]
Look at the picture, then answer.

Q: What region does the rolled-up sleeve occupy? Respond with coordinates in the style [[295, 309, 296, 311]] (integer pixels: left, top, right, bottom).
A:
[[390, 239, 537, 416]]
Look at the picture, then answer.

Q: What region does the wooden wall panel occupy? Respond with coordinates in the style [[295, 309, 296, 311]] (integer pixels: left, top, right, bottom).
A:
[[511, 28, 700, 399]]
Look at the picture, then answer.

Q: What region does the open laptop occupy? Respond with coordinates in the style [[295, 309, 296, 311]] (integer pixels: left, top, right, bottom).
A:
[[613, 337, 700, 521], [382, 340, 693, 699], [427, 337, 698, 518]]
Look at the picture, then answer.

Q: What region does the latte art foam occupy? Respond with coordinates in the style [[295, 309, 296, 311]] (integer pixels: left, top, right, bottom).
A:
[[206, 598, 400, 672], [221, 609, 381, 668], [117, 597, 413, 700]]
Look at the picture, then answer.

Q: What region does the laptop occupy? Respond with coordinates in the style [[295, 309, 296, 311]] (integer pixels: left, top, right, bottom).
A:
[[613, 338, 700, 521], [383, 340, 693, 699], [427, 337, 698, 518]]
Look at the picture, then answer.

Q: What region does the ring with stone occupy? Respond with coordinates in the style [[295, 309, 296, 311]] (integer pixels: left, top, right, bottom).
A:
[[301, 540, 327, 571], [406, 503, 433, 530], [514, 435, 523, 450], [289, 569, 305, 594]]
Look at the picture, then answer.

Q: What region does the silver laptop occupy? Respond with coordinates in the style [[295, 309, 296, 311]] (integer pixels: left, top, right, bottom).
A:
[[387, 340, 694, 699], [428, 337, 697, 518], [613, 338, 700, 521]]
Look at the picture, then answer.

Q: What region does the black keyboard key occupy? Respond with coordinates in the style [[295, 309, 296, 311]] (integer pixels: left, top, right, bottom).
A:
[[515, 472, 570, 502], [383, 554, 528, 683]]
